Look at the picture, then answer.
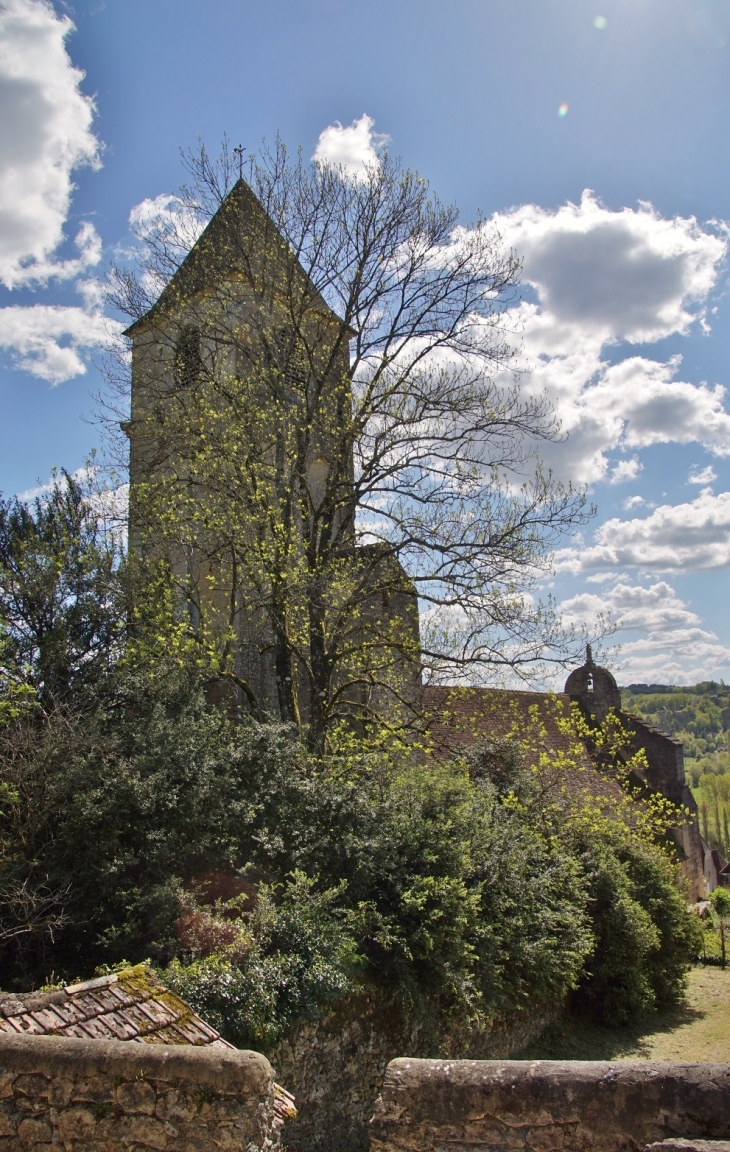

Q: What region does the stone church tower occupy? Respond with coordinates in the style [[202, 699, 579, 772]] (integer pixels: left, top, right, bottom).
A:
[[123, 179, 422, 730]]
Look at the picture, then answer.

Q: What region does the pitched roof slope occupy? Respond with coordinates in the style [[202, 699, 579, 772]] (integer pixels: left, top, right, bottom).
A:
[[124, 179, 346, 336], [0, 964, 231, 1049], [423, 685, 624, 806]]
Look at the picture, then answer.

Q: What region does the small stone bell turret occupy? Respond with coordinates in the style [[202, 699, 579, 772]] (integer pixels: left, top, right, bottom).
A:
[[564, 644, 621, 721]]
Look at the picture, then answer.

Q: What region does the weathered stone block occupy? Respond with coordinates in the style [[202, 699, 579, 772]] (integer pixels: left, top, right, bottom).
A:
[[108, 1111, 170, 1148], [115, 1077, 157, 1114], [210, 1126, 247, 1151], [0, 1032, 286, 1151], [57, 1105, 97, 1142], [646, 1144, 730, 1152], [70, 1075, 116, 1103], [175, 1138, 214, 1152], [13, 1072, 48, 1097], [47, 1077, 73, 1107], [17, 1114, 53, 1144], [14, 1094, 40, 1111], [154, 1088, 199, 1124]]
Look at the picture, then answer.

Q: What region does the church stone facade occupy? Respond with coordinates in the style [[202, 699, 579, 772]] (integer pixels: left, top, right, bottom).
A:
[[565, 648, 707, 899], [425, 648, 708, 900]]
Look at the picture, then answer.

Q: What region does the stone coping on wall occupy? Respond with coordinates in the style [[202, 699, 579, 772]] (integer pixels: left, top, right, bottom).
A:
[[647, 1143, 730, 1152], [370, 1059, 730, 1152], [0, 1030, 289, 1150]]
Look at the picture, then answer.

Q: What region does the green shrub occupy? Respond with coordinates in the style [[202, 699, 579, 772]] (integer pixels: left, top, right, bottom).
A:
[[161, 738, 595, 1041], [163, 874, 359, 1046], [569, 823, 699, 1023], [0, 470, 698, 1036]]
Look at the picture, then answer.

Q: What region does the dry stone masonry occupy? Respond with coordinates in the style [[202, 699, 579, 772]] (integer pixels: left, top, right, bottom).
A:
[[646, 1143, 730, 1152], [269, 990, 555, 1152], [0, 1032, 292, 1147], [370, 1059, 730, 1152], [0, 1030, 288, 1150]]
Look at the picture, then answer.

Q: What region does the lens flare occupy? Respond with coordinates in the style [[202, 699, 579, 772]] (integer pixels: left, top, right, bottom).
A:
[[558, 103, 569, 117], [593, 15, 608, 29]]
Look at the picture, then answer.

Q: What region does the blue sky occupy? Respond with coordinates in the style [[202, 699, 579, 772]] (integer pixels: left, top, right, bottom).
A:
[[1, 0, 729, 686]]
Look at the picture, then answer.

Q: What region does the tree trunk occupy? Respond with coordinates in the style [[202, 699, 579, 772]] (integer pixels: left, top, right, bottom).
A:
[[307, 580, 329, 756]]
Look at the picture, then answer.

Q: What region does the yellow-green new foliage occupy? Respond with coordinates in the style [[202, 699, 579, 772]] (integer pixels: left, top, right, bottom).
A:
[[116, 140, 590, 753], [695, 772, 730, 858]]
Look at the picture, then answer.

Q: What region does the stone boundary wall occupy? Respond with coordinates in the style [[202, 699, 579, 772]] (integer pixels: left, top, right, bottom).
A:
[[268, 992, 554, 1152], [370, 1059, 730, 1152], [0, 1031, 281, 1150]]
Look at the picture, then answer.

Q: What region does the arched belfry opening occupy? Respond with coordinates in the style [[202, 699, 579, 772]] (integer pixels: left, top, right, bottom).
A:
[[174, 325, 203, 389], [564, 644, 621, 721]]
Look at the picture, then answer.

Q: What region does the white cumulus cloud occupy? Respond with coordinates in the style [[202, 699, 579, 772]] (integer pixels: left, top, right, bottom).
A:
[[312, 114, 389, 181], [555, 488, 730, 574], [128, 193, 203, 247], [0, 0, 101, 289], [473, 192, 729, 485], [612, 629, 730, 685], [0, 304, 121, 383], [609, 457, 642, 485], [562, 578, 701, 633], [559, 577, 730, 683], [587, 357, 730, 456], [124, 192, 207, 300], [17, 463, 94, 501], [689, 464, 717, 485], [495, 190, 724, 344]]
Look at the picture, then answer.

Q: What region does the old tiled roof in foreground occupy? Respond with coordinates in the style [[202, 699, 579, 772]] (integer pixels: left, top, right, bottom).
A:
[[0, 964, 298, 1125], [0, 964, 232, 1049], [423, 685, 624, 806]]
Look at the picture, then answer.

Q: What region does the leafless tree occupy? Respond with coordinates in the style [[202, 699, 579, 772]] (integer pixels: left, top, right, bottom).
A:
[[105, 138, 592, 750]]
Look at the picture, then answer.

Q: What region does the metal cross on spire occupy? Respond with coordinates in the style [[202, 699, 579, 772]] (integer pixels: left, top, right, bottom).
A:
[[233, 145, 245, 181]]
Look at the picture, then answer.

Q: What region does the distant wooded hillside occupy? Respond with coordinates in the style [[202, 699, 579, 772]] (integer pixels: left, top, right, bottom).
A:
[[621, 682, 730, 857], [621, 682, 730, 779]]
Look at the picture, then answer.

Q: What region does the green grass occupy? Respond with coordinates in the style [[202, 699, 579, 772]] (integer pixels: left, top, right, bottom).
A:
[[517, 965, 730, 1062]]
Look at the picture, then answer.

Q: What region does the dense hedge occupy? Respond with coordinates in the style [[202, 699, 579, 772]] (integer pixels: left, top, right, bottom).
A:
[[0, 475, 699, 1041], [0, 663, 698, 1039]]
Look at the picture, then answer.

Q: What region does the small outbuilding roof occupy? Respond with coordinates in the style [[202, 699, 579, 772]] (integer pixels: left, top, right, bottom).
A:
[[0, 964, 231, 1049], [0, 963, 298, 1125]]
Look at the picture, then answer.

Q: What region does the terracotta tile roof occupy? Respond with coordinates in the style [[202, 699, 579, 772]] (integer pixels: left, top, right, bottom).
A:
[[0, 964, 298, 1125], [423, 685, 624, 807], [0, 964, 232, 1049]]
